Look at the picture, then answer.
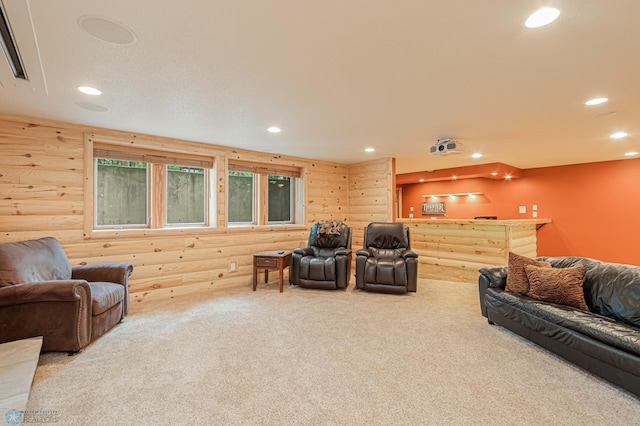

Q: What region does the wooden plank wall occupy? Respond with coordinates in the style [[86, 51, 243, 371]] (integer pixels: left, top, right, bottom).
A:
[[0, 114, 385, 304], [399, 220, 540, 283], [506, 224, 538, 258], [347, 158, 395, 249], [305, 162, 349, 226]]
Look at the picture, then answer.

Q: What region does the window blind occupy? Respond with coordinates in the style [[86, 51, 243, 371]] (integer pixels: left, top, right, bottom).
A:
[[94, 144, 214, 169], [228, 160, 301, 178]]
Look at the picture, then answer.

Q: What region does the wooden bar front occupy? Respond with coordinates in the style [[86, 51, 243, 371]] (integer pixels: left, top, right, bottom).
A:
[[399, 218, 551, 283]]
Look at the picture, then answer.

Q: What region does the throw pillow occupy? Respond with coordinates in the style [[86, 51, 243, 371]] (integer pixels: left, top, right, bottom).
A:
[[317, 220, 342, 235], [506, 252, 551, 294], [525, 264, 589, 311]]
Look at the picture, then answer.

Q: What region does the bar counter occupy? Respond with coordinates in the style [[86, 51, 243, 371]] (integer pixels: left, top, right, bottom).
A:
[[398, 218, 551, 283]]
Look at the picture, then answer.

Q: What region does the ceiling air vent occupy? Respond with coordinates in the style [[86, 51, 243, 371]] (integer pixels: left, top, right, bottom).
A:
[[0, 0, 26, 79]]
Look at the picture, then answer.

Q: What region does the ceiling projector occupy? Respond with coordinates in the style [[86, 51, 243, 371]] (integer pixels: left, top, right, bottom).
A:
[[429, 138, 465, 155]]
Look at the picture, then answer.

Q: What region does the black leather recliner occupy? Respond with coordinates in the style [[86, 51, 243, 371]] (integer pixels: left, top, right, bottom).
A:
[[356, 222, 418, 294], [291, 221, 352, 290]]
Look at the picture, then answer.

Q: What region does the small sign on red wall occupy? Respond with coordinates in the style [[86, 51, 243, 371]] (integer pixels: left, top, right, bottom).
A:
[[422, 201, 446, 215]]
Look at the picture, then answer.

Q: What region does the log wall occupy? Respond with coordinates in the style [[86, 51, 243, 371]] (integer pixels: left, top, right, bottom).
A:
[[347, 158, 395, 249], [0, 113, 387, 304], [399, 218, 550, 283]]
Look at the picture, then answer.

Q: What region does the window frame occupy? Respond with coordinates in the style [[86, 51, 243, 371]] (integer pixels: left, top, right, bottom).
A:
[[226, 170, 256, 225], [84, 133, 307, 239], [227, 160, 303, 227], [94, 158, 150, 229], [266, 174, 295, 224], [164, 164, 209, 227], [84, 134, 217, 238]]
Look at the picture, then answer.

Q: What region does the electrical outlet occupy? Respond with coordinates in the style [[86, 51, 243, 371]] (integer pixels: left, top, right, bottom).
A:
[[519, 205, 526, 214], [532, 212, 538, 218], [229, 262, 237, 272], [410, 206, 414, 212], [409, 213, 414, 218]]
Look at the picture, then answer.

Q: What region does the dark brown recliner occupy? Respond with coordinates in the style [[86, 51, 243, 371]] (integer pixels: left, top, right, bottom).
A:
[[291, 220, 352, 290], [0, 237, 133, 352], [356, 222, 418, 294]]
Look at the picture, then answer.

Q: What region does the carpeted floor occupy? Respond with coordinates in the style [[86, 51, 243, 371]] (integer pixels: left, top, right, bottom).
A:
[[27, 279, 640, 425]]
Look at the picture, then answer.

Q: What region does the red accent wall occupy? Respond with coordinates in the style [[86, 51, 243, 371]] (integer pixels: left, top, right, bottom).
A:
[[399, 158, 640, 265]]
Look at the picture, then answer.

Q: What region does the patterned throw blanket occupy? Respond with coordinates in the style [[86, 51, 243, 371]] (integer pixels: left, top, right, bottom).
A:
[[317, 220, 342, 235]]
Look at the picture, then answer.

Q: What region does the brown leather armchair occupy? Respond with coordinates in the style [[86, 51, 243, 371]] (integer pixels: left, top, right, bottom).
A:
[[0, 237, 133, 352], [355, 222, 418, 294], [291, 220, 352, 290]]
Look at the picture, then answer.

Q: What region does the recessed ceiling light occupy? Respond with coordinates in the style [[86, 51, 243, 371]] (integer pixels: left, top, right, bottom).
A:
[[78, 86, 102, 95], [267, 127, 281, 133], [624, 151, 638, 157], [78, 15, 137, 45], [525, 7, 560, 28], [472, 153, 482, 159], [452, 175, 457, 180], [364, 148, 375, 153], [419, 178, 425, 182], [585, 97, 608, 106], [610, 131, 628, 139], [505, 175, 512, 180], [491, 172, 498, 176]]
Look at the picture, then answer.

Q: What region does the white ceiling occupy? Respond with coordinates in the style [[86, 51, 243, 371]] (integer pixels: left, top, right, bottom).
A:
[[1, 0, 639, 174]]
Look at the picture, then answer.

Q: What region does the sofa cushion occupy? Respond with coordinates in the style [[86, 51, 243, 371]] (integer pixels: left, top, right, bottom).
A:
[[364, 258, 407, 285], [486, 288, 640, 357], [365, 223, 409, 250], [525, 265, 589, 311], [584, 261, 640, 328], [0, 238, 72, 287], [506, 252, 551, 294], [539, 256, 640, 328], [89, 282, 124, 316]]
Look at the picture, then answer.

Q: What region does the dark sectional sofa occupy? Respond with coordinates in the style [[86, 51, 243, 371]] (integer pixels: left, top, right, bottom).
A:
[[478, 256, 640, 397]]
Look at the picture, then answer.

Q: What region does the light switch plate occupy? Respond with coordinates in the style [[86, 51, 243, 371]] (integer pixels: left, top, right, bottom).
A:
[[519, 205, 526, 214], [532, 205, 538, 211], [532, 212, 538, 218]]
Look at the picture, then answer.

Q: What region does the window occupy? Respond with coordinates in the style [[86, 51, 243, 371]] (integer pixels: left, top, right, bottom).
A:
[[228, 170, 255, 223], [166, 165, 206, 225], [92, 143, 214, 230], [96, 159, 148, 227], [268, 175, 293, 222], [228, 161, 303, 226]]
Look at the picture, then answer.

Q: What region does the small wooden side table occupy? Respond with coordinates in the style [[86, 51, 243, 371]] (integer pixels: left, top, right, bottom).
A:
[[252, 250, 293, 293]]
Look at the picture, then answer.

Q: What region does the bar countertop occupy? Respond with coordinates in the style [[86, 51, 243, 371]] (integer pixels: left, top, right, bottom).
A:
[[396, 217, 552, 282], [399, 218, 551, 226]]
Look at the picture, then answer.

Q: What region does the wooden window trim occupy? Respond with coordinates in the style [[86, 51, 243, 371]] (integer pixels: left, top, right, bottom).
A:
[[227, 161, 301, 225], [228, 160, 301, 178], [265, 175, 295, 224], [84, 133, 217, 238], [94, 144, 214, 169]]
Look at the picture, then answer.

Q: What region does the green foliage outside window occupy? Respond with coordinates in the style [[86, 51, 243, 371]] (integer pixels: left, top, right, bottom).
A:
[[96, 158, 146, 168]]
